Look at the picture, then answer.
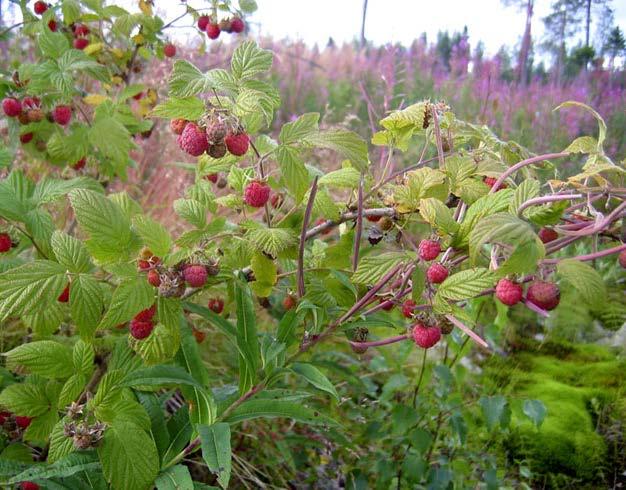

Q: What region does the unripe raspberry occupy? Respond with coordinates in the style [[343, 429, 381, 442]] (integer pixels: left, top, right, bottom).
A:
[[368, 227, 384, 245], [72, 157, 86, 170], [418, 239, 441, 261], [197, 15, 210, 31], [208, 298, 224, 314], [177, 122, 209, 156], [426, 263, 448, 284], [147, 270, 161, 287], [283, 295, 296, 310], [217, 177, 227, 189], [538, 227, 558, 244], [402, 299, 416, 318], [0, 411, 10, 425], [163, 43, 176, 58], [130, 319, 154, 340], [379, 298, 394, 311], [219, 18, 232, 33], [73, 24, 90, 36], [495, 278, 523, 306], [2, 97, 22, 117], [15, 416, 32, 429], [439, 317, 454, 334], [20, 133, 33, 144], [206, 23, 220, 40], [170, 118, 187, 135], [224, 132, 249, 156], [205, 118, 227, 144], [33, 1, 48, 14], [134, 304, 156, 322], [27, 108, 44, 122], [183, 264, 208, 287], [52, 105, 72, 126], [205, 173, 218, 183], [18, 112, 30, 124], [230, 17, 245, 33], [366, 214, 381, 222], [244, 181, 271, 208], [412, 323, 441, 348], [20, 482, 39, 490], [192, 327, 206, 343], [207, 142, 227, 159], [378, 216, 394, 231], [58, 285, 70, 303], [526, 281, 560, 311], [73, 37, 89, 50], [0, 233, 12, 252], [619, 249, 626, 268]]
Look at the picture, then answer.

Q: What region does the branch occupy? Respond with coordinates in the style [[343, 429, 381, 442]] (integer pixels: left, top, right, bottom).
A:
[[298, 177, 318, 298], [542, 242, 626, 264], [352, 175, 364, 271], [305, 207, 396, 240], [517, 193, 582, 216], [349, 334, 409, 349], [489, 152, 570, 193]]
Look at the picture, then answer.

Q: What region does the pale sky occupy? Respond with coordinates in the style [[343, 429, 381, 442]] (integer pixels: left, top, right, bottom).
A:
[[4, 0, 626, 56]]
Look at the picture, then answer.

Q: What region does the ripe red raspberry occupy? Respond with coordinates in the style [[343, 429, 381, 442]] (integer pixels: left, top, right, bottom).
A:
[[52, 105, 72, 126], [283, 295, 296, 310], [15, 416, 32, 429], [57, 285, 70, 303], [205, 119, 227, 144], [177, 122, 209, 156], [0, 233, 12, 252], [495, 278, 523, 306], [20, 133, 33, 144], [619, 249, 626, 268], [22, 96, 40, 109], [134, 304, 156, 322], [401, 299, 416, 318], [34, 1, 48, 14], [379, 298, 394, 311], [192, 327, 206, 343], [230, 17, 245, 33], [224, 132, 249, 156], [427, 263, 448, 284], [73, 37, 89, 50], [206, 23, 220, 39], [183, 264, 208, 287], [206, 173, 218, 183], [197, 15, 210, 31], [483, 176, 506, 189], [208, 298, 224, 314], [73, 24, 90, 36], [244, 181, 271, 208], [72, 157, 86, 170], [47, 20, 57, 31], [132, 92, 144, 101], [170, 118, 188, 135], [20, 482, 40, 490], [163, 43, 176, 57], [2, 97, 22, 117], [418, 239, 441, 261], [526, 281, 560, 311], [0, 411, 10, 424], [538, 227, 558, 244], [147, 270, 161, 287], [366, 214, 381, 222], [137, 259, 151, 270], [412, 324, 442, 349], [130, 319, 154, 340]]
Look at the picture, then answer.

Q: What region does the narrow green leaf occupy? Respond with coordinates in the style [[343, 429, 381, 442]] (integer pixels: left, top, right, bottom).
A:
[[198, 423, 231, 489], [234, 280, 260, 394], [291, 363, 339, 400]]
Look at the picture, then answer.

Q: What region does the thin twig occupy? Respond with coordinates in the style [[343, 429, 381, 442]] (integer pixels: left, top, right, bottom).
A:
[[297, 177, 318, 298], [352, 175, 364, 271]]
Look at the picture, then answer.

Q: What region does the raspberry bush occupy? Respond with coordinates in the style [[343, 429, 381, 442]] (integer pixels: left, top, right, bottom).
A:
[[0, 1, 625, 488]]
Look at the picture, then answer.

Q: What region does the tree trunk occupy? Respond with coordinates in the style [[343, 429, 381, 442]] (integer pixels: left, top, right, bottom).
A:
[[585, 0, 591, 47], [517, 0, 534, 84], [360, 0, 368, 48]]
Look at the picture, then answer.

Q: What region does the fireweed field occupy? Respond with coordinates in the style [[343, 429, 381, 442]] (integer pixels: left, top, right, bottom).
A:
[[0, 1, 625, 489]]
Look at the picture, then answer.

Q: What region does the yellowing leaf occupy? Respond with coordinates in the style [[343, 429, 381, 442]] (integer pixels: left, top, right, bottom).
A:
[[84, 43, 104, 55], [132, 34, 145, 45], [138, 0, 153, 15], [111, 48, 125, 59], [84, 94, 109, 106]]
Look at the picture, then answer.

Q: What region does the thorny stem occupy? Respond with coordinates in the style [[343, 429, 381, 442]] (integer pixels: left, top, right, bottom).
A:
[[352, 175, 364, 271], [542, 242, 626, 264], [297, 177, 318, 298], [348, 334, 409, 349], [431, 109, 445, 169], [489, 152, 570, 192], [516, 193, 582, 217], [412, 348, 428, 408]]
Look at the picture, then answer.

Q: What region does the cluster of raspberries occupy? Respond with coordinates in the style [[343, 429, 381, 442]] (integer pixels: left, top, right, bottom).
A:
[[171, 116, 250, 159], [198, 15, 245, 40]]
